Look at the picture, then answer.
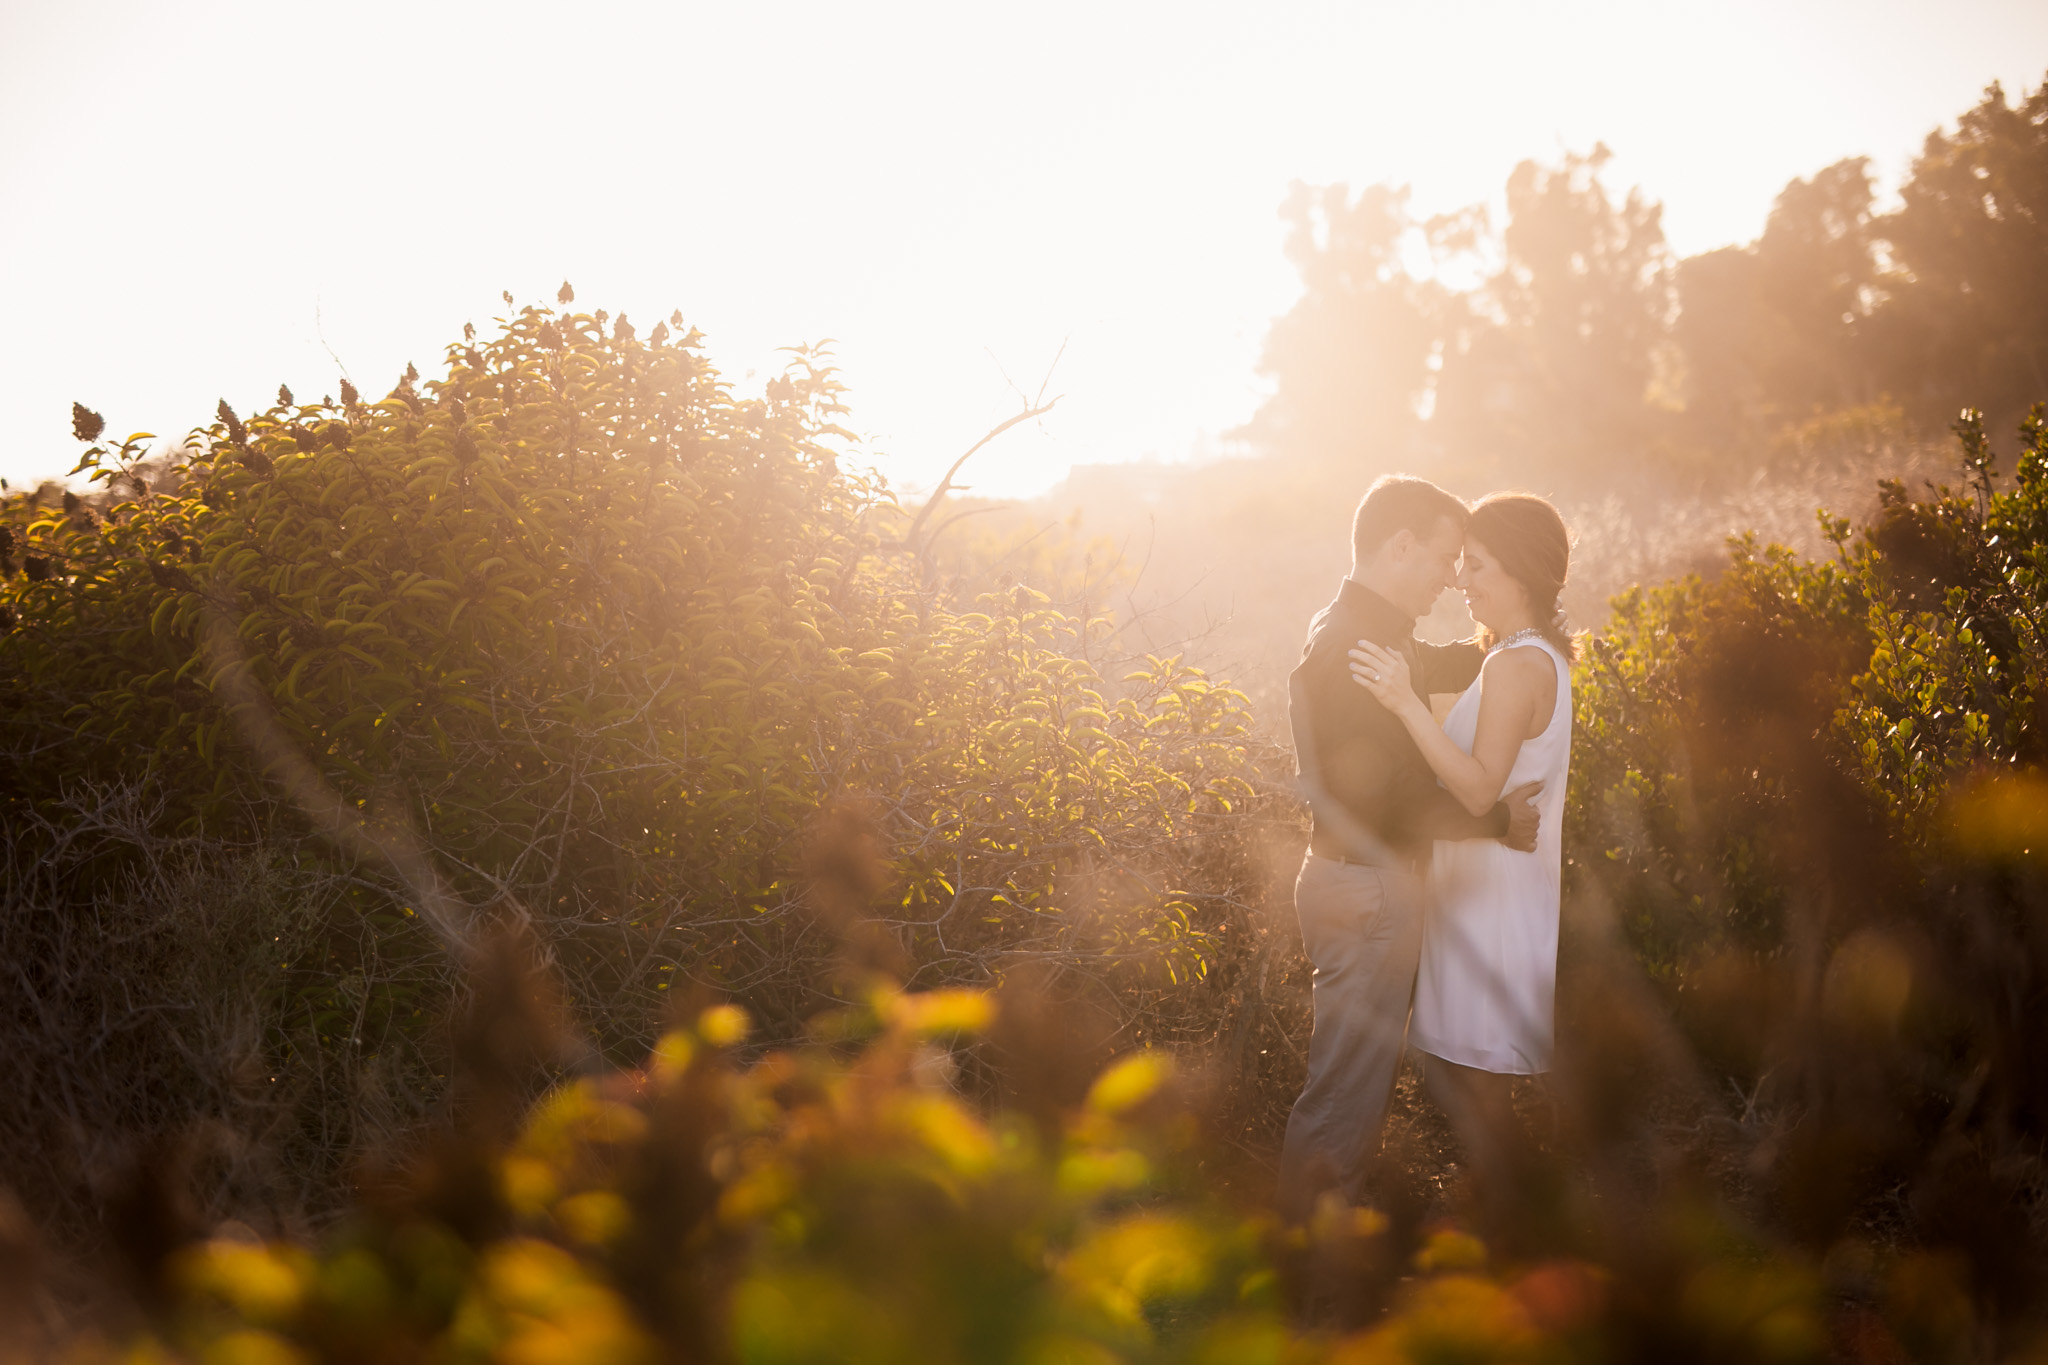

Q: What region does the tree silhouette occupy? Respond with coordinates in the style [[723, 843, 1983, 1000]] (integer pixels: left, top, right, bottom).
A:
[[1236, 182, 1439, 469], [1245, 72, 2048, 484], [1879, 78, 2048, 431], [1432, 145, 1673, 478], [1677, 157, 1879, 442]]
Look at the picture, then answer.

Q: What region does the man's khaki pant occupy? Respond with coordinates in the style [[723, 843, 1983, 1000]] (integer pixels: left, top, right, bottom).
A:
[[1275, 851, 1423, 1222]]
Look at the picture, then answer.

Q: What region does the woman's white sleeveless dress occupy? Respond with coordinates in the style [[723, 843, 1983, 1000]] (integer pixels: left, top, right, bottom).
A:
[[1410, 638, 1572, 1075]]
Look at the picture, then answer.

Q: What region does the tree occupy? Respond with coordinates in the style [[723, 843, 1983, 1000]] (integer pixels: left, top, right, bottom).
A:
[[1876, 75, 2048, 432], [1246, 76, 2048, 484], [1245, 151, 1675, 485], [1430, 146, 1674, 479], [1236, 182, 1439, 468], [1675, 158, 1880, 442]]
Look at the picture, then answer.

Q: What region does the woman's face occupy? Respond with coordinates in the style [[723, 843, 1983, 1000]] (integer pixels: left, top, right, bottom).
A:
[[1457, 535, 1531, 632]]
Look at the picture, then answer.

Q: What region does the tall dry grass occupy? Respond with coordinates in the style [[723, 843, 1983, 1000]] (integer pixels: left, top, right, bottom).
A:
[[0, 785, 449, 1295]]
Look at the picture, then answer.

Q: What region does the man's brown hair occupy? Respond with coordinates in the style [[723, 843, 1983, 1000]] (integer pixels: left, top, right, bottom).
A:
[[1351, 475, 1469, 564]]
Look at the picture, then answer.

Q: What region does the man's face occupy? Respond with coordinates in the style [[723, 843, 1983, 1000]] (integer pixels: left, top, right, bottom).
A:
[[1396, 516, 1465, 618]]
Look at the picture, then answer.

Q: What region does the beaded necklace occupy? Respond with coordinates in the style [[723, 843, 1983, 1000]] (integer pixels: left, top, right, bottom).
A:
[[1487, 626, 1548, 655]]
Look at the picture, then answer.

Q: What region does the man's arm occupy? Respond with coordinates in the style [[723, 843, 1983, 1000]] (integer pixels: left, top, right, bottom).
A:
[[1393, 764, 1510, 841], [1296, 636, 1514, 850], [1391, 759, 1542, 851], [1414, 638, 1484, 695]]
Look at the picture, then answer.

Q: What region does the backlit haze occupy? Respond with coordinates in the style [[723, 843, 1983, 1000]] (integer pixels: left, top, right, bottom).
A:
[[5, 0, 2047, 499]]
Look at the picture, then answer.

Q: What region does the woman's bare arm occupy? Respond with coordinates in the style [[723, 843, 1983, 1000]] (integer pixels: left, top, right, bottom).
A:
[[1348, 643, 1554, 816]]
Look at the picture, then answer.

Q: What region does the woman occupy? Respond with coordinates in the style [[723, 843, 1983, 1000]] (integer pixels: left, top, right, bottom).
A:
[[1347, 492, 1576, 1193]]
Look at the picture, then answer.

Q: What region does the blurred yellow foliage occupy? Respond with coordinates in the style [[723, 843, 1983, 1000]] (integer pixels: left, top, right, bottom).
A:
[[1946, 771, 2048, 862], [1084, 1053, 1172, 1117], [56, 973, 2005, 1364]]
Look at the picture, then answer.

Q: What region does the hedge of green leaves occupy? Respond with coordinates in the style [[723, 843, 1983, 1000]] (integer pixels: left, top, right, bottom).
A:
[[1570, 407, 2048, 974], [0, 301, 1266, 1065], [1562, 409, 2048, 1331]]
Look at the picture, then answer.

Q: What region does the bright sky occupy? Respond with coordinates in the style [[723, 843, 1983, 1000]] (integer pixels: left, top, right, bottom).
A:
[[4, 1, 2046, 499]]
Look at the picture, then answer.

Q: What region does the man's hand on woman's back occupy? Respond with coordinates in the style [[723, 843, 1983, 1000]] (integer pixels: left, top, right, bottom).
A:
[[1503, 782, 1543, 852]]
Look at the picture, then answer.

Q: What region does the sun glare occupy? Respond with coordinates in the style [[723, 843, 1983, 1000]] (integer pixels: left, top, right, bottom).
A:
[[1, 2, 2043, 500]]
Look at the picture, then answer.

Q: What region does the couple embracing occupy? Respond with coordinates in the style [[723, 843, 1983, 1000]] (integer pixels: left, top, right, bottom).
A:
[[1277, 474, 1576, 1223]]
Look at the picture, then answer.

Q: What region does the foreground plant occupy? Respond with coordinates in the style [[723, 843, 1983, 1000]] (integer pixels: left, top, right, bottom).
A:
[[59, 983, 1687, 1365], [1566, 406, 2048, 1351]]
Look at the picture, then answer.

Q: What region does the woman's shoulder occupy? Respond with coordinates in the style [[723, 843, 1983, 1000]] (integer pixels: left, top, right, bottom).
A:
[[1479, 641, 1558, 686], [1478, 643, 1563, 722]]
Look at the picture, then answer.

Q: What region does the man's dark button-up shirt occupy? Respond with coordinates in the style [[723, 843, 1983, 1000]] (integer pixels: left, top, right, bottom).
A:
[[1288, 578, 1509, 863]]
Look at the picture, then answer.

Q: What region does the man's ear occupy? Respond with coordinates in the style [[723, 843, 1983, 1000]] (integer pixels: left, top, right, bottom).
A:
[[1382, 527, 1416, 563]]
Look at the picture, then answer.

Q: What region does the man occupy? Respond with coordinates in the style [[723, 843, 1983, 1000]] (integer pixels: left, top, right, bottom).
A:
[[1276, 474, 1542, 1222]]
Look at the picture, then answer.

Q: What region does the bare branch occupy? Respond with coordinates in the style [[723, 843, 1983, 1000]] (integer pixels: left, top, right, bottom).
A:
[[1034, 337, 1069, 410], [922, 503, 1007, 554], [900, 397, 1061, 552]]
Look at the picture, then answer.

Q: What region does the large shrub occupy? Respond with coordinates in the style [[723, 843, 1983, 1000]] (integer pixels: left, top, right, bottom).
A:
[[1564, 407, 2048, 1313], [0, 303, 1279, 1236], [1570, 408, 2048, 966]]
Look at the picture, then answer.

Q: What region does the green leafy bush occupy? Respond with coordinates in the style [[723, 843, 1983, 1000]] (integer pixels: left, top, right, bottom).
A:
[[0, 304, 1284, 1249], [1570, 407, 2048, 966], [1564, 408, 2048, 1319]]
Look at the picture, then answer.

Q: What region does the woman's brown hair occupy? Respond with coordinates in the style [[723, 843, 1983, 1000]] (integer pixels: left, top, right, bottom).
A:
[[1467, 492, 1579, 661]]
